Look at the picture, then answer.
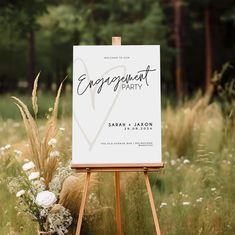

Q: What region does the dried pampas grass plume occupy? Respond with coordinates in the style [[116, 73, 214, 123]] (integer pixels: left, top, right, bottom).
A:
[[32, 72, 40, 118], [59, 174, 97, 218], [12, 74, 66, 188]]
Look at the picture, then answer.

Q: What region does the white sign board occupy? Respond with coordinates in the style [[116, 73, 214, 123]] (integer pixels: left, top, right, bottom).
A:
[[72, 45, 162, 165]]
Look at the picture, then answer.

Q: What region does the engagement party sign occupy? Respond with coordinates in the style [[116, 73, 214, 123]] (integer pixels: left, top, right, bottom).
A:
[[72, 45, 162, 165]]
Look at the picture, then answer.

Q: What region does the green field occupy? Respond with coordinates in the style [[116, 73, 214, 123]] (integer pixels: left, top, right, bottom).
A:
[[0, 94, 235, 235]]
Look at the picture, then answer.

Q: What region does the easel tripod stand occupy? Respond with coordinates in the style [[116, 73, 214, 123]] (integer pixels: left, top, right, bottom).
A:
[[72, 37, 163, 235], [72, 164, 163, 235]]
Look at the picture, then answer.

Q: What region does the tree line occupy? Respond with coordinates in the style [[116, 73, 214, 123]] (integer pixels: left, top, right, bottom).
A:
[[0, 0, 234, 100]]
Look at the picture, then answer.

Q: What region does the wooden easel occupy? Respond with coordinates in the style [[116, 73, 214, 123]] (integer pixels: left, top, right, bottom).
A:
[[72, 37, 164, 235]]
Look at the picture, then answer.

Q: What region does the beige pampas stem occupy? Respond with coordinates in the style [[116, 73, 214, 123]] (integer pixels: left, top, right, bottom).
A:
[[12, 100, 42, 171], [12, 75, 67, 188], [32, 72, 40, 118]]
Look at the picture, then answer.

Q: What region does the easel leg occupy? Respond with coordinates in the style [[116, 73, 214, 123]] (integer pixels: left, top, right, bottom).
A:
[[76, 172, 91, 235], [115, 172, 122, 235], [144, 172, 161, 235]]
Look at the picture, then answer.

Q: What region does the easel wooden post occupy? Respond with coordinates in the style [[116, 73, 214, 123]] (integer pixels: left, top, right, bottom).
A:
[[75, 170, 91, 235], [74, 37, 163, 235], [144, 170, 162, 235]]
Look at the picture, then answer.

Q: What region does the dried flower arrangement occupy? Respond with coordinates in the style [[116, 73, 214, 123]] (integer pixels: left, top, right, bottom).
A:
[[7, 74, 97, 234]]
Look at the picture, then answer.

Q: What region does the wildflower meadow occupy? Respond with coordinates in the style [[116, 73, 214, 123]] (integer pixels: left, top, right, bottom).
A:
[[0, 88, 234, 234]]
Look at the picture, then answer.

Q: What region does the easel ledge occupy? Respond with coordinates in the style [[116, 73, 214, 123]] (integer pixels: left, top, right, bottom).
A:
[[71, 163, 164, 172]]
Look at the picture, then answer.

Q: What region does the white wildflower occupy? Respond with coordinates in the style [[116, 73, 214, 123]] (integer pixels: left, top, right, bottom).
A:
[[48, 138, 57, 146], [170, 159, 176, 166], [16, 190, 25, 197], [0, 147, 4, 156], [87, 192, 100, 210], [49, 176, 61, 195], [4, 144, 11, 150], [22, 161, 35, 171], [59, 127, 65, 132], [183, 159, 190, 164], [160, 202, 167, 208], [49, 151, 60, 157], [28, 172, 40, 180], [215, 196, 222, 201], [48, 107, 53, 112], [36, 191, 57, 208], [14, 149, 22, 157], [33, 180, 46, 192], [47, 205, 73, 235], [211, 187, 216, 192], [196, 197, 203, 203], [182, 201, 191, 206]]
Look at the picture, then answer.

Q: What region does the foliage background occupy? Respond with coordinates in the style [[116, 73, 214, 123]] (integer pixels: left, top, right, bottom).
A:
[[0, 0, 234, 98]]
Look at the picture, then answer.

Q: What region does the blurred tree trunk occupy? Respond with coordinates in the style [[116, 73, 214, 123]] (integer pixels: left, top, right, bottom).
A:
[[173, 0, 183, 102], [28, 29, 36, 91], [204, 7, 213, 91]]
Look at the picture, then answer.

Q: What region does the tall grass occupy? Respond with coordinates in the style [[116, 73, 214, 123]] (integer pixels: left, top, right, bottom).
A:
[[0, 93, 235, 234]]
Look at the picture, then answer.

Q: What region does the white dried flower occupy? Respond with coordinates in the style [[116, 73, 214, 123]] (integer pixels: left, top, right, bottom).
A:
[[196, 197, 203, 203], [28, 172, 40, 180], [160, 202, 167, 208], [48, 138, 57, 146], [211, 187, 216, 191], [182, 201, 191, 206], [36, 191, 57, 208], [49, 151, 60, 157], [215, 196, 222, 200], [47, 205, 73, 235], [170, 160, 176, 166], [14, 149, 22, 157], [183, 159, 190, 164], [4, 144, 11, 150], [48, 166, 72, 196], [0, 147, 5, 156], [48, 107, 53, 112], [87, 192, 100, 211], [33, 180, 46, 192], [22, 161, 35, 171], [16, 190, 25, 197], [59, 127, 65, 132]]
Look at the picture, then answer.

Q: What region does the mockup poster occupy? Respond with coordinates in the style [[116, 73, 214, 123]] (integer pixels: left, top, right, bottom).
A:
[[72, 45, 161, 165]]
